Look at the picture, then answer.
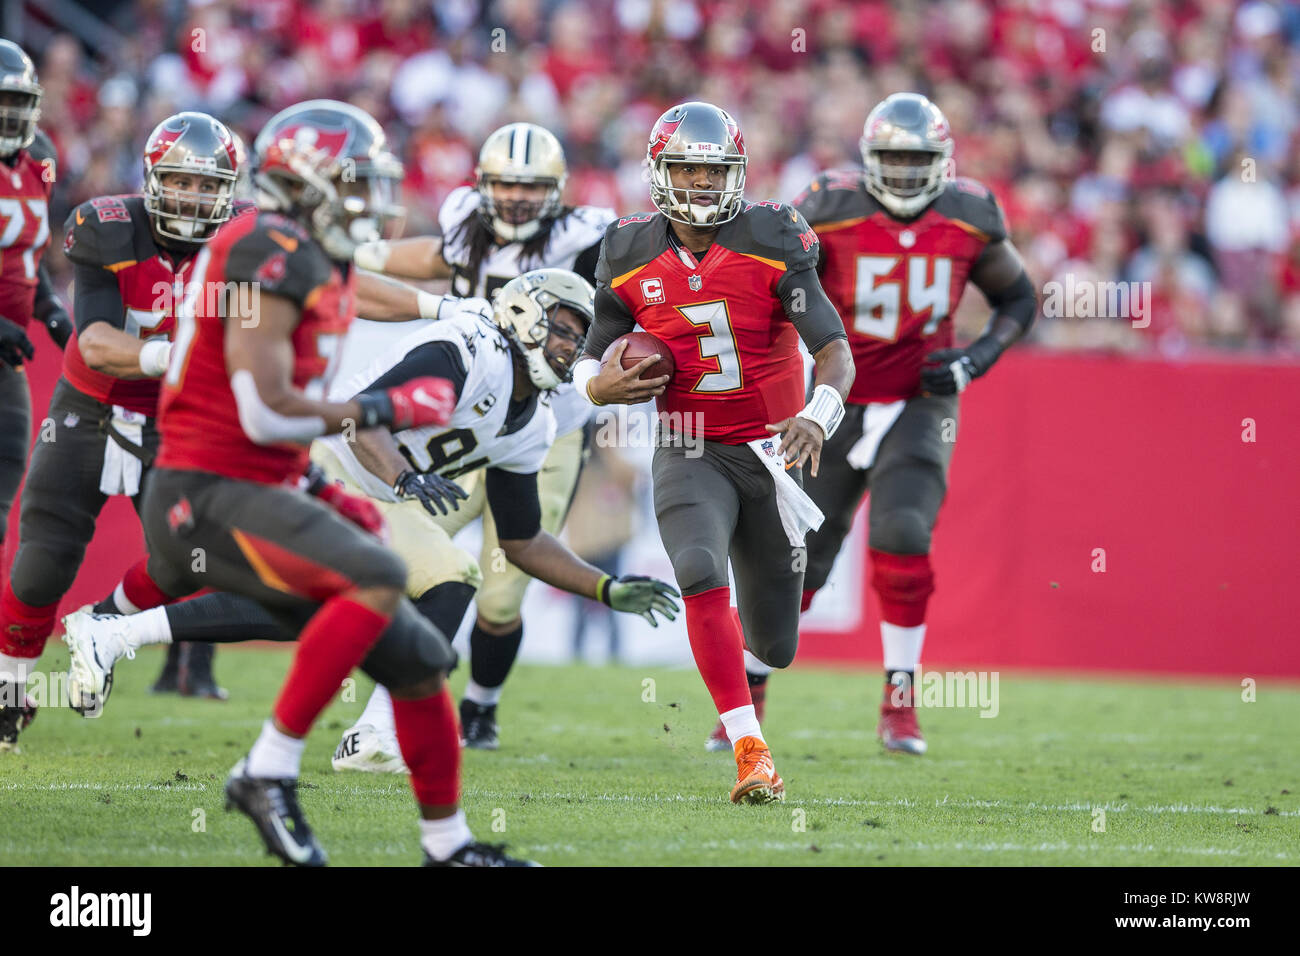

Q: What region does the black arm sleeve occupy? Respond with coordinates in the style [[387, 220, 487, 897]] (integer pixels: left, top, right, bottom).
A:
[[583, 285, 637, 361], [34, 261, 73, 348], [71, 261, 126, 335], [360, 340, 468, 400], [981, 270, 1036, 334], [484, 467, 542, 541], [571, 238, 603, 286], [777, 268, 847, 355]]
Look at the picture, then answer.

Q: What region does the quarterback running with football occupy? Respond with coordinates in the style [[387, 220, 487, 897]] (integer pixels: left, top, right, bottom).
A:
[[575, 101, 855, 804], [708, 93, 1037, 755], [347, 122, 613, 748]]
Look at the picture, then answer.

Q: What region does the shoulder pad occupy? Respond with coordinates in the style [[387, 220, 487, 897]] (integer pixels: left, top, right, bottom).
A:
[[62, 195, 149, 269], [595, 214, 668, 287], [792, 168, 871, 225], [26, 128, 57, 166], [721, 201, 820, 274], [931, 179, 1007, 243], [225, 212, 331, 305]]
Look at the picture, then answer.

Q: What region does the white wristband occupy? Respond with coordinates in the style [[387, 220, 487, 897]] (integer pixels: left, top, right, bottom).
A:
[[795, 383, 845, 439], [416, 290, 444, 321], [354, 240, 391, 274], [572, 357, 601, 405], [139, 339, 173, 378]]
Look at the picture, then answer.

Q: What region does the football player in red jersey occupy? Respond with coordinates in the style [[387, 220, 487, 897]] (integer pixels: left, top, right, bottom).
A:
[[708, 93, 1037, 756], [574, 102, 855, 804], [0, 39, 73, 749], [0, 110, 244, 748], [138, 99, 533, 867]]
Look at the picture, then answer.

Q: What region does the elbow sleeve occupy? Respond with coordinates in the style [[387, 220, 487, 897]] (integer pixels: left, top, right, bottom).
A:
[[230, 370, 327, 446]]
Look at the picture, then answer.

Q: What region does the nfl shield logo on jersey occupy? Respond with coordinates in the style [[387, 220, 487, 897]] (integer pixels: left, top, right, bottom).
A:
[[688, 274, 702, 292]]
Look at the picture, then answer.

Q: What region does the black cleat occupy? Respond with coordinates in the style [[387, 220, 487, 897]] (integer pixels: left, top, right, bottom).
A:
[[459, 699, 499, 750], [422, 841, 540, 867], [224, 757, 327, 867], [0, 684, 36, 753], [179, 643, 228, 700], [151, 643, 181, 694]]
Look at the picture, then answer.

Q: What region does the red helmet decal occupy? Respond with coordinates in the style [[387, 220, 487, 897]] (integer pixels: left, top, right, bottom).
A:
[[272, 122, 351, 164], [727, 119, 745, 157], [648, 116, 684, 161], [145, 122, 186, 169]]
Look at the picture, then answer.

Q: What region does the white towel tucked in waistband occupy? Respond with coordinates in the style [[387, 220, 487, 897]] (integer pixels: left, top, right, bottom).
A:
[[99, 405, 147, 497], [746, 436, 825, 548], [846, 400, 906, 471]]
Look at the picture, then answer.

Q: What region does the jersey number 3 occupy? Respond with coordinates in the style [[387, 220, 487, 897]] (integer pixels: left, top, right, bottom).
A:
[[854, 255, 952, 341]]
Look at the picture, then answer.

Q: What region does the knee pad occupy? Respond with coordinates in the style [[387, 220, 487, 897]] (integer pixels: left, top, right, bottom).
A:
[[671, 545, 728, 596], [360, 600, 457, 691], [9, 542, 82, 607], [870, 549, 934, 627], [869, 507, 933, 557], [476, 563, 529, 626]]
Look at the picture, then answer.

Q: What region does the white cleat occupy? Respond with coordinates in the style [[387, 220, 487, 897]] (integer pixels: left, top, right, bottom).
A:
[[62, 606, 135, 717], [332, 723, 407, 774]]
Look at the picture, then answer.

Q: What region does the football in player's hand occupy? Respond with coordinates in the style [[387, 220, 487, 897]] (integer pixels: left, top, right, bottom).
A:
[[604, 332, 674, 382]]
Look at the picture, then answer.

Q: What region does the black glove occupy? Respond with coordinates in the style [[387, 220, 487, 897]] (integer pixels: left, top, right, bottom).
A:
[[393, 468, 469, 517], [920, 339, 1003, 396], [597, 574, 681, 627], [0, 316, 35, 368], [43, 307, 73, 350]]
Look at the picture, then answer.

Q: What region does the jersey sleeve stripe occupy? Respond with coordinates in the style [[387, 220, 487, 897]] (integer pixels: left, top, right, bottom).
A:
[[104, 259, 137, 273], [949, 219, 991, 242], [611, 263, 650, 288], [808, 215, 869, 234], [736, 252, 786, 272]]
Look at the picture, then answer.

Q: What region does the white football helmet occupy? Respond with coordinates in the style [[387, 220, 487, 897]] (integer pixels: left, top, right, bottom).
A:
[[475, 123, 567, 242], [492, 269, 594, 390]]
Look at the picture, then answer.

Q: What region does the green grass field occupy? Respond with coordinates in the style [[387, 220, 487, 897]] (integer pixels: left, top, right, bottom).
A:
[[3, 644, 1298, 866]]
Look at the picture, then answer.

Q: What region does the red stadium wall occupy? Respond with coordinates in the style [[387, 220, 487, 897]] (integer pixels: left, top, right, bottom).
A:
[[802, 349, 1300, 679], [7, 345, 1297, 678]]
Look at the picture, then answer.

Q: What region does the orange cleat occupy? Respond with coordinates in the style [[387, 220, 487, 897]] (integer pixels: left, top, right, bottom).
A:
[[729, 736, 785, 804]]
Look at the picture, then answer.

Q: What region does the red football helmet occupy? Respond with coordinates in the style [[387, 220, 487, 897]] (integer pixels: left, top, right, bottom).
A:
[[142, 111, 240, 243], [251, 99, 402, 261]]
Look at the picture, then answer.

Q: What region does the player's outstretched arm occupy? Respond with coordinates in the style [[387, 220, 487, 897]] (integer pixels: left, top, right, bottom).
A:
[[224, 291, 455, 445], [353, 269, 447, 322], [353, 236, 452, 281], [920, 239, 1037, 396], [487, 467, 680, 625]]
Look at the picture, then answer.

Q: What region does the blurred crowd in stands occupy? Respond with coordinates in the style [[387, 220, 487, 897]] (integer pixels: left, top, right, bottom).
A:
[[21, 0, 1300, 354]]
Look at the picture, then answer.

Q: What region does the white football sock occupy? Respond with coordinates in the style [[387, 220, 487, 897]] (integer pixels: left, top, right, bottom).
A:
[[719, 704, 764, 746], [246, 720, 305, 779], [881, 622, 926, 673], [125, 607, 172, 649], [742, 649, 772, 678], [111, 581, 140, 615], [357, 684, 395, 735], [0, 652, 35, 685], [464, 679, 502, 707], [420, 810, 474, 861]]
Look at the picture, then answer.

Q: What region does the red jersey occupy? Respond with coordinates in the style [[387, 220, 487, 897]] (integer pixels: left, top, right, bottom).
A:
[[595, 202, 830, 444], [156, 211, 355, 485], [0, 130, 56, 327], [794, 169, 1008, 404], [61, 194, 255, 415]]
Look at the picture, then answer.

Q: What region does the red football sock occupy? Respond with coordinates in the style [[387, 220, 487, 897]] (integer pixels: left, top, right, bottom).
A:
[[0, 580, 58, 659], [800, 588, 817, 613], [683, 586, 750, 714], [393, 685, 460, 808], [870, 549, 935, 627], [272, 597, 390, 736], [119, 558, 181, 611]]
